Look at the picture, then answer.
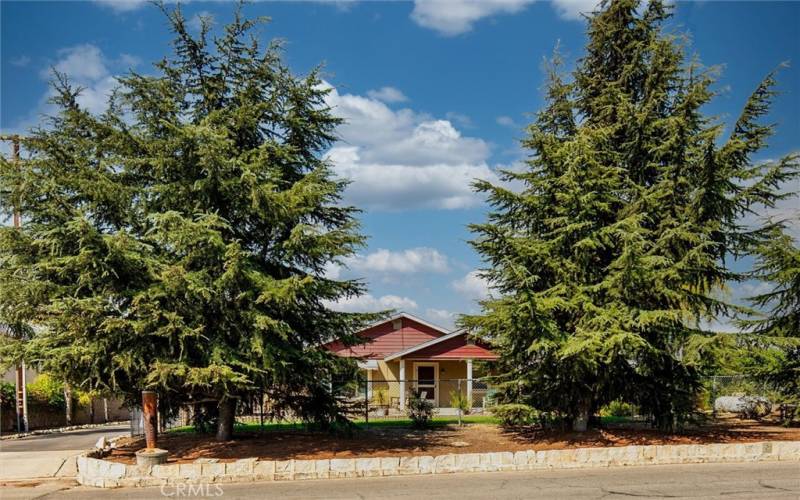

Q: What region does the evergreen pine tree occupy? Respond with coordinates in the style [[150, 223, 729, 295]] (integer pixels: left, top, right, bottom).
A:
[[463, 0, 798, 431], [0, 6, 373, 440], [740, 227, 800, 406]]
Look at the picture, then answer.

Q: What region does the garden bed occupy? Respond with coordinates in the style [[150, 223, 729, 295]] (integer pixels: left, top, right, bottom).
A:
[[106, 415, 800, 465]]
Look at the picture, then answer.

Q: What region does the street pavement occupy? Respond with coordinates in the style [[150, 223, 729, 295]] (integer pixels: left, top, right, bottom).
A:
[[0, 423, 129, 481], [2, 461, 798, 499]]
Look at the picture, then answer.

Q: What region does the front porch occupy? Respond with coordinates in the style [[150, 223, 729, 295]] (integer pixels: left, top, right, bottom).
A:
[[362, 358, 495, 411]]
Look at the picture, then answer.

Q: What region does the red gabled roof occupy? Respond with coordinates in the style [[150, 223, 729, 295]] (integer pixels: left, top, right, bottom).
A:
[[326, 313, 448, 360], [384, 330, 498, 361]]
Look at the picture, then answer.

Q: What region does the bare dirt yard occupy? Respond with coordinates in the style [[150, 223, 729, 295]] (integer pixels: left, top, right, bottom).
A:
[[107, 415, 800, 465]]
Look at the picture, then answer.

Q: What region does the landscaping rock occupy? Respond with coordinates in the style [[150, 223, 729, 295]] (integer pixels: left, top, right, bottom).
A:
[[76, 439, 800, 489]]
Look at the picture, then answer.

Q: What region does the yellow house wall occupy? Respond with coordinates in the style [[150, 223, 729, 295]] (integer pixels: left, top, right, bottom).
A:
[[366, 359, 485, 408]]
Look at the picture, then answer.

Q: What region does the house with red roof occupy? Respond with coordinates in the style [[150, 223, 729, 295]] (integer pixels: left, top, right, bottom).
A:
[[326, 313, 498, 410]]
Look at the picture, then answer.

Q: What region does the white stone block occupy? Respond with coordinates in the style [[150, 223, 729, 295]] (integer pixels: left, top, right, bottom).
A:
[[330, 458, 356, 478], [253, 461, 275, 481], [294, 459, 317, 480], [512, 451, 530, 470], [454, 453, 482, 471], [434, 454, 457, 473], [178, 463, 201, 480], [274, 460, 293, 480], [153, 464, 180, 479], [201, 462, 225, 478], [355, 457, 382, 477], [227, 458, 257, 476], [418, 456, 434, 474], [399, 456, 419, 475], [315, 459, 330, 479], [381, 457, 400, 476]]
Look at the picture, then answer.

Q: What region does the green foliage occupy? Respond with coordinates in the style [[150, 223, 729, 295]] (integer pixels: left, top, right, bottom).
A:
[[405, 394, 435, 428], [462, 0, 798, 432], [0, 381, 14, 410], [27, 373, 66, 410], [449, 390, 470, 415], [601, 400, 637, 418], [0, 5, 376, 437], [739, 230, 800, 405], [491, 403, 538, 426]]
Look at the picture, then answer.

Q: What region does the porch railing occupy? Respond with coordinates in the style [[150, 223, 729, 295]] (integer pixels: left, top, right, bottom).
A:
[[356, 378, 495, 419]]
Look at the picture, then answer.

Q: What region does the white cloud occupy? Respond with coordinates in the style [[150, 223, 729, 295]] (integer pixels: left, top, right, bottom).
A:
[[325, 84, 488, 166], [323, 83, 498, 210], [10, 55, 31, 67], [452, 270, 493, 300], [445, 111, 474, 129], [366, 86, 408, 103], [496, 115, 517, 127], [425, 308, 457, 329], [348, 247, 450, 274], [551, 0, 600, 21], [93, 0, 149, 13], [325, 247, 450, 281], [411, 0, 534, 36], [325, 294, 419, 312], [39, 44, 118, 116], [330, 151, 497, 210], [44, 44, 107, 81], [188, 11, 215, 32], [118, 54, 142, 68]]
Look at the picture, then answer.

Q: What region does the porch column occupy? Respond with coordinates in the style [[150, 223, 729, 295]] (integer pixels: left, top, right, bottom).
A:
[[466, 359, 473, 408], [399, 359, 406, 410]]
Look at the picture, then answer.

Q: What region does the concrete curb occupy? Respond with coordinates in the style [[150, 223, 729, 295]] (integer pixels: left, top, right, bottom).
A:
[[76, 440, 800, 488], [0, 421, 130, 441]]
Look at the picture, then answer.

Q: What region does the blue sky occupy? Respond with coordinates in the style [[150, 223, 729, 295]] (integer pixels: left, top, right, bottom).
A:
[[2, 1, 798, 330]]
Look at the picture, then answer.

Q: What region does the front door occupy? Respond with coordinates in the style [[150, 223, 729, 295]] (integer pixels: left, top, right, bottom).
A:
[[415, 363, 438, 404]]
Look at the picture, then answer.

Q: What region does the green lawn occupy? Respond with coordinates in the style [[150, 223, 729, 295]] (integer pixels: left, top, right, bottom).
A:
[[167, 414, 500, 434], [167, 414, 641, 435]]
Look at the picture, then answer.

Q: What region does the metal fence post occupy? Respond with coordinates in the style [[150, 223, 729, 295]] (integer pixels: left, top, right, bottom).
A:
[[711, 375, 717, 419], [457, 379, 462, 426], [364, 379, 369, 428]]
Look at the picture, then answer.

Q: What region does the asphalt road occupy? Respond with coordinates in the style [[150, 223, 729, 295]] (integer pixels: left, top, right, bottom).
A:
[[0, 423, 129, 452], [0, 423, 130, 481], [5, 461, 799, 499]]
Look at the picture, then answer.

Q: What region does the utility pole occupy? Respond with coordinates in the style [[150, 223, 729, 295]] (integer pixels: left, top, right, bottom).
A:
[[2, 134, 29, 433]]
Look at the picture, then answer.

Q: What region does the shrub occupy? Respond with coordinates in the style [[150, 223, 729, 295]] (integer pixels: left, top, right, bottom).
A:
[[449, 390, 470, 416], [491, 403, 537, 426], [0, 381, 15, 410], [27, 374, 66, 410], [406, 394, 435, 428], [602, 400, 636, 418]]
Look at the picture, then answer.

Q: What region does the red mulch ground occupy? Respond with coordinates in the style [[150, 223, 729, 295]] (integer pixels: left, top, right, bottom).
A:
[[108, 415, 800, 465]]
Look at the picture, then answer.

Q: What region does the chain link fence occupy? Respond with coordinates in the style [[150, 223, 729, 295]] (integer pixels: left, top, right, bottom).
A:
[[129, 378, 495, 436], [702, 374, 794, 420], [353, 378, 494, 420]]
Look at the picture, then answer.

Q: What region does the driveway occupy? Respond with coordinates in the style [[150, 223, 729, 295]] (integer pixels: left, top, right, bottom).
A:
[[4, 461, 799, 499], [0, 423, 129, 481]]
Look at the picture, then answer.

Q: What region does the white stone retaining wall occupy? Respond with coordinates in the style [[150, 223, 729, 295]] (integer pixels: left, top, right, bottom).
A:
[[77, 440, 800, 488]]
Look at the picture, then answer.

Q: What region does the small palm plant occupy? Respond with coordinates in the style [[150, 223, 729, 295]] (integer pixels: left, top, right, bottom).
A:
[[450, 390, 470, 425]]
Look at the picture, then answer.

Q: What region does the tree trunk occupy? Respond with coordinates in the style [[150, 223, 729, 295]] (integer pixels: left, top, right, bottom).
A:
[[64, 384, 72, 426], [216, 398, 236, 442], [572, 400, 590, 432]]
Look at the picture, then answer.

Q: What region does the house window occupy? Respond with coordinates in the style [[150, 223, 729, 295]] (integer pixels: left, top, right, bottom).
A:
[[415, 365, 436, 401]]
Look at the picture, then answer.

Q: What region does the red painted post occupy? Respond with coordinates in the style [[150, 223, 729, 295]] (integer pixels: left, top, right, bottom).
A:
[[142, 391, 158, 449]]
